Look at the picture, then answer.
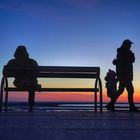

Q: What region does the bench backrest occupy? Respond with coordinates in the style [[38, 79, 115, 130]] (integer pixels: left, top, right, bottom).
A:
[[3, 66, 100, 79]]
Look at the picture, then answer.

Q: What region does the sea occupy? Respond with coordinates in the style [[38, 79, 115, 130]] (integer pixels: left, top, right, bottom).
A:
[[2, 102, 140, 112]]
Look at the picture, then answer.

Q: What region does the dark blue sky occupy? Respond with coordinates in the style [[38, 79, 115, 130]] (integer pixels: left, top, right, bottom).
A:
[[0, 0, 140, 86]]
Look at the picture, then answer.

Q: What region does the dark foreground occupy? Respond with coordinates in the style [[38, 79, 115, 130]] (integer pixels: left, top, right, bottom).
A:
[[0, 110, 140, 140]]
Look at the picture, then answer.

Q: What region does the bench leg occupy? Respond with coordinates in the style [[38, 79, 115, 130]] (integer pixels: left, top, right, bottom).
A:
[[94, 92, 97, 112], [0, 77, 4, 112], [4, 90, 8, 112], [100, 93, 103, 112], [99, 78, 103, 112], [0, 90, 3, 112]]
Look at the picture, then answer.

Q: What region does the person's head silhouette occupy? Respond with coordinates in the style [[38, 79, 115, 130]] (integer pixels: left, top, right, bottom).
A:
[[14, 46, 29, 59], [121, 39, 133, 50]]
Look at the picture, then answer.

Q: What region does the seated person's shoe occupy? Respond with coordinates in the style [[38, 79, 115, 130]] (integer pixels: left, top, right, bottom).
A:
[[28, 106, 33, 112]]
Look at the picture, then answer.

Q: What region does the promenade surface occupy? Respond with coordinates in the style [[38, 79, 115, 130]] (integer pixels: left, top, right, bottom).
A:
[[0, 110, 140, 140]]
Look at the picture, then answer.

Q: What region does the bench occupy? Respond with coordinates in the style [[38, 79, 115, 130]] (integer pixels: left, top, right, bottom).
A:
[[0, 66, 102, 112]]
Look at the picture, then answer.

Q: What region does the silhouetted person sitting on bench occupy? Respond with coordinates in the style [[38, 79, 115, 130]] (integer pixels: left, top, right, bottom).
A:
[[6, 46, 40, 112]]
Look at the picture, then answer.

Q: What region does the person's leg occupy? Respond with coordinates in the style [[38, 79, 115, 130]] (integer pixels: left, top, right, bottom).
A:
[[117, 81, 125, 98], [28, 90, 35, 112], [126, 81, 138, 111], [110, 81, 125, 110], [106, 88, 118, 111], [106, 97, 116, 111]]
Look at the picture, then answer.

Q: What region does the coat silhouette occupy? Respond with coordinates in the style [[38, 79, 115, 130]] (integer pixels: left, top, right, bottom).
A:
[[114, 44, 135, 81]]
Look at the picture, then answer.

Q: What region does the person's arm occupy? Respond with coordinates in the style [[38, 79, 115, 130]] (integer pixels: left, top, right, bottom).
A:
[[6, 59, 15, 66], [29, 58, 38, 66], [29, 58, 39, 78], [129, 51, 135, 63]]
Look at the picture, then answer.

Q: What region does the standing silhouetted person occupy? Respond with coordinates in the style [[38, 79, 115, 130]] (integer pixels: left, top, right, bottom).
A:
[[6, 46, 40, 111], [111, 39, 138, 112]]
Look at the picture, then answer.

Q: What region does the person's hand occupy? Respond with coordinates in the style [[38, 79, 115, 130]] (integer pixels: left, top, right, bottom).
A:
[[112, 59, 117, 65]]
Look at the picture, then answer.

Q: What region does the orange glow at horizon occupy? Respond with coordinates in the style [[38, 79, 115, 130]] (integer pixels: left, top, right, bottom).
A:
[[8, 90, 140, 103], [6, 78, 140, 103]]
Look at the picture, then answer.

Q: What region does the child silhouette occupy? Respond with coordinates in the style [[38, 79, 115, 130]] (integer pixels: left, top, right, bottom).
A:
[[105, 69, 118, 111]]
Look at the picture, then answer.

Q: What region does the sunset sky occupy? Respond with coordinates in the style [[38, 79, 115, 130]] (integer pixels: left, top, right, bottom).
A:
[[0, 0, 140, 102]]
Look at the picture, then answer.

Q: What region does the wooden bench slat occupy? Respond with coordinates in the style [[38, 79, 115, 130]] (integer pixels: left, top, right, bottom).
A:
[[38, 66, 100, 72], [5, 88, 99, 92], [3, 66, 100, 77], [38, 73, 99, 78]]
